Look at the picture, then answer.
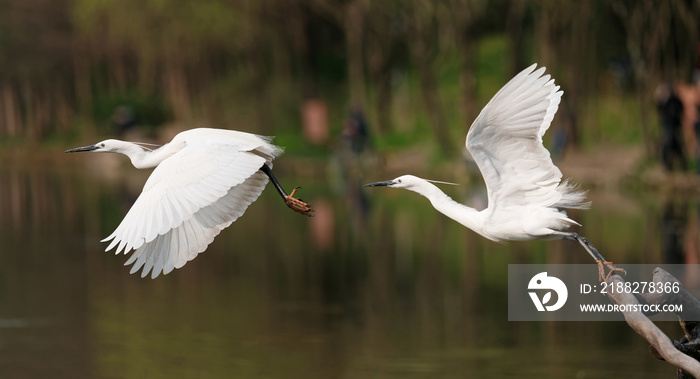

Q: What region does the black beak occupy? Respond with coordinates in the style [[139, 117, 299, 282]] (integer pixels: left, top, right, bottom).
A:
[[65, 145, 99, 153], [364, 180, 396, 187]]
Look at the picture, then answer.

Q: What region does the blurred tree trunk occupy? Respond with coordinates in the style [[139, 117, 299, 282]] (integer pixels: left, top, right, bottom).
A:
[[282, 1, 313, 96], [366, 3, 400, 135], [407, 2, 454, 155], [72, 41, 93, 112], [22, 84, 36, 139], [414, 43, 453, 155], [449, 0, 486, 123], [21, 85, 47, 140], [506, 0, 526, 78], [366, 31, 394, 134], [613, 0, 668, 158], [536, 5, 555, 71], [533, 1, 594, 149], [308, 0, 369, 109], [53, 80, 73, 133], [35, 90, 51, 140], [375, 73, 392, 134], [563, 1, 593, 149], [458, 35, 476, 123], [138, 53, 158, 96], [110, 52, 128, 92], [163, 59, 192, 121], [250, 41, 274, 134], [0, 83, 20, 136], [344, 0, 367, 108]]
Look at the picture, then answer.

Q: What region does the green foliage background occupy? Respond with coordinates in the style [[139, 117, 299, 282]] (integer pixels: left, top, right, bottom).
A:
[[0, 0, 696, 158]]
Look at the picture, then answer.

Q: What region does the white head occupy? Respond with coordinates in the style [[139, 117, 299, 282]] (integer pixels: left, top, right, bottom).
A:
[[66, 139, 166, 169], [364, 175, 457, 191], [64, 139, 125, 154]]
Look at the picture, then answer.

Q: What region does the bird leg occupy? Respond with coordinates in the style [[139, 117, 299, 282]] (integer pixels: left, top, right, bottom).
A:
[[260, 164, 313, 216], [563, 233, 625, 282]]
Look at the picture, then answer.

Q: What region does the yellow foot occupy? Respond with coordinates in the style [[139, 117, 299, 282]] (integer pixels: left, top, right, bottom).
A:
[[284, 187, 314, 216], [597, 261, 626, 282]]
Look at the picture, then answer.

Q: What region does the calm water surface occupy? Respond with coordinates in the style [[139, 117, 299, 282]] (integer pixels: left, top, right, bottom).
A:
[[0, 154, 695, 378]]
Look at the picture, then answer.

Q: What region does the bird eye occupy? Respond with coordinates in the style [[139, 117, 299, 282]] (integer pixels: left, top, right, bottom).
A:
[[397, 179, 402, 183], [100, 143, 105, 147]]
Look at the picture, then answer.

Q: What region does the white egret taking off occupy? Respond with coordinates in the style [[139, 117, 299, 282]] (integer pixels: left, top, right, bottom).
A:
[[365, 64, 619, 280], [66, 128, 313, 278]]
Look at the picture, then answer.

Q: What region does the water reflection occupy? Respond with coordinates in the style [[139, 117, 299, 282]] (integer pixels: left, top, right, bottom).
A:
[[0, 162, 694, 378]]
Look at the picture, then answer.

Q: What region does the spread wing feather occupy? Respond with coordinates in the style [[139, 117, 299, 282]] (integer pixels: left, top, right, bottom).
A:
[[123, 171, 269, 278], [465, 64, 587, 216], [102, 135, 278, 278]]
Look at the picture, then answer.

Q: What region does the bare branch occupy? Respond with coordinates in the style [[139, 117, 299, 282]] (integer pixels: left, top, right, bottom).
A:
[[606, 272, 700, 378]]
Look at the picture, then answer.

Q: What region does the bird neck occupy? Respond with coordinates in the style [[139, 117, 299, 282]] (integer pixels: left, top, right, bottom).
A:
[[408, 181, 487, 238], [113, 141, 181, 169]]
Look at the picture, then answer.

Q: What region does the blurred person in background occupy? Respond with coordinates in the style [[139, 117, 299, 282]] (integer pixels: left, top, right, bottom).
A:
[[655, 82, 686, 172]]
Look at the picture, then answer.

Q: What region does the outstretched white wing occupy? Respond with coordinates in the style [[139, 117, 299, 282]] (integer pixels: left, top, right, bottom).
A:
[[102, 138, 273, 278], [465, 64, 579, 215]]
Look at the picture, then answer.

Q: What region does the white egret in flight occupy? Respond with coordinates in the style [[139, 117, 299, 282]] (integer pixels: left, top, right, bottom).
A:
[[365, 64, 619, 280], [66, 128, 313, 278]]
